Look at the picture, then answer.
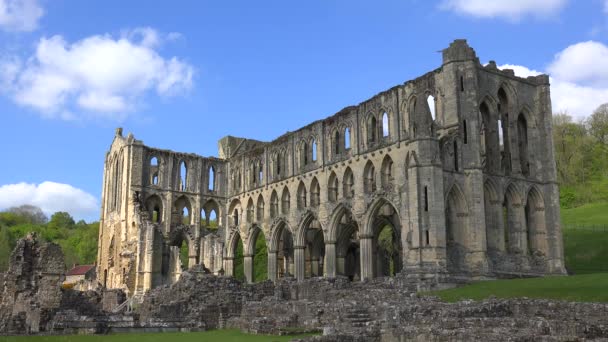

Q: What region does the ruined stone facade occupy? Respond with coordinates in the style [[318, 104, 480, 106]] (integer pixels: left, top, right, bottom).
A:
[[97, 40, 566, 296]]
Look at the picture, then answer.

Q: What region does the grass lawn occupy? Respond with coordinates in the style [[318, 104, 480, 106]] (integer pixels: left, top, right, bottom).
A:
[[561, 202, 608, 226], [563, 229, 608, 274], [427, 273, 608, 303], [0, 329, 317, 342]]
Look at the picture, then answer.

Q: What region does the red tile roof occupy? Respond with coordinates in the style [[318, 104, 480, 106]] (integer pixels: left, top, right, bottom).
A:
[[67, 265, 95, 276]]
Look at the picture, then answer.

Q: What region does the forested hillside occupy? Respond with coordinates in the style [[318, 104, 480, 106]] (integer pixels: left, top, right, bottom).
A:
[[0, 205, 98, 271], [554, 104, 608, 209]]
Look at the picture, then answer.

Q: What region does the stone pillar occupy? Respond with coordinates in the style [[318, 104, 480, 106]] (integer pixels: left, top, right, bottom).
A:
[[198, 237, 205, 266], [142, 226, 154, 292], [244, 254, 254, 284], [224, 257, 234, 277], [188, 243, 198, 269], [268, 251, 277, 281], [359, 235, 373, 281], [324, 242, 336, 278], [294, 246, 305, 281]]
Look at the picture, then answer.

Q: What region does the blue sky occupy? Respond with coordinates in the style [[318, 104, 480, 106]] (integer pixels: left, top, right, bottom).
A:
[[0, 0, 607, 221]]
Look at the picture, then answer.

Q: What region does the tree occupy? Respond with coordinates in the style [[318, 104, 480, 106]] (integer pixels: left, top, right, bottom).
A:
[[588, 103, 608, 145], [6, 205, 47, 224], [48, 212, 75, 230]]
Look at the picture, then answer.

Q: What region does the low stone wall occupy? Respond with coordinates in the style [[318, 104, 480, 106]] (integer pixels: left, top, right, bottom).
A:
[[2, 237, 608, 341], [138, 269, 274, 330]]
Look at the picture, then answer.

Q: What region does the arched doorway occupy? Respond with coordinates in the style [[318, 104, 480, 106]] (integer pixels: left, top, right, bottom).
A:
[[368, 200, 402, 278], [295, 214, 325, 281], [226, 231, 245, 282], [335, 208, 360, 281], [245, 226, 268, 283], [269, 221, 294, 281]]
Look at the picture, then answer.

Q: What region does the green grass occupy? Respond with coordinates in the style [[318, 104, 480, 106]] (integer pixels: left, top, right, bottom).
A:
[[0, 329, 316, 342], [561, 202, 608, 226], [428, 273, 608, 303], [563, 229, 608, 274]]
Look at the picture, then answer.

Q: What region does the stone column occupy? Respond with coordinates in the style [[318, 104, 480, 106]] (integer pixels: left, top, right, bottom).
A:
[[359, 235, 373, 281], [324, 242, 336, 278], [268, 251, 277, 282], [294, 246, 306, 281], [224, 257, 234, 277], [244, 254, 254, 284], [142, 226, 154, 292], [198, 237, 205, 266]]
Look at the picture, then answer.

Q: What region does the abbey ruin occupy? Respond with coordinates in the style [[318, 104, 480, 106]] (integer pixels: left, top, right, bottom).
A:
[[97, 39, 566, 297]]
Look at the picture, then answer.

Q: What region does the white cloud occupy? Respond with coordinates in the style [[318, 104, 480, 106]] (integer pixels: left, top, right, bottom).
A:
[[497, 41, 608, 119], [0, 181, 99, 220], [440, 0, 567, 20], [0, 28, 194, 121], [605, 0, 608, 13], [547, 41, 608, 88], [0, 0, 43, 32]]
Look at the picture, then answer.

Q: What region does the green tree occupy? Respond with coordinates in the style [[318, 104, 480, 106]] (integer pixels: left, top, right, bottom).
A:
[[48, 212, 75, 230]]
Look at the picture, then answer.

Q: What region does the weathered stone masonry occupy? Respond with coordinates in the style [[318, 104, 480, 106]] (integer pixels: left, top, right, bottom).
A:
[[97, 39, 566, 296]]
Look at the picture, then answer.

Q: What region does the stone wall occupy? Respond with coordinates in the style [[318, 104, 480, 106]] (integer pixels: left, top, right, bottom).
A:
[[97, 39, 566, 296], [0, 234, 65, 334]]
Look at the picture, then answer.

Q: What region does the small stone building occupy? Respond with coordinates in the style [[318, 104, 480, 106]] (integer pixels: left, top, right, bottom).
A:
[[64, 265, 96, 291], [96, 40, 566, 296]]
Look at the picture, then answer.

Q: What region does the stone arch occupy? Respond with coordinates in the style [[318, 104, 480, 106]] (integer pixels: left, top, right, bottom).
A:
[[145, 194, 163, 223], [381, 109, 390, 138], [343, 167, 354, 199], [270, 190, 279, 218], [480, 98, 500, 173], [178, 160, 187, 191], [281, 186, 291, 215], [167, 224, 196, 282], [229, 199, 242, 227], [525, 186, 548, 256], [344, 126, 352, 150], [226, 229, 245, 280], [310, 177, 320, 207], [310, 136, 318, 162], [363, 197, 403, 279], [484, 179, 504, 255], [295, 211, 325, 279], [363, 160, 377, 193], [246, 197, 254, 223], [269, 219, 294, 279], [173, 196, 192, 226], [299, 140, 309, 168], [503, 182, 526, 254], [149, 155, 160, 186], [366, 112, 378, 144], [201, 199, 220, 229], [517, 110, 530, 176], [380, 154, 394, 189], [332, 128, 342, 156], [445, 184, 469, 273], [244, 224, 268, 283], [330, 204, 360, 280], [208, 165, 216, 191], [497, 85, 515, 174], [256, 194, 265, 222], [328, 171, 339, 202], [297, 181, 307, 209]]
